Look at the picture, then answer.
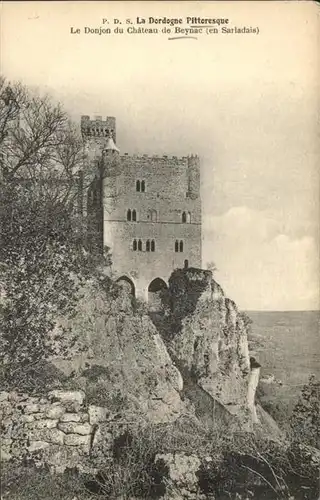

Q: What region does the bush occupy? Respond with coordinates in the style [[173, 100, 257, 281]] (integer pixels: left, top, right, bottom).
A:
[[197, 433, 319, 500], [290, 374, 320, 448], [1, 464, 88, 500], [84, 426, 169, 499]]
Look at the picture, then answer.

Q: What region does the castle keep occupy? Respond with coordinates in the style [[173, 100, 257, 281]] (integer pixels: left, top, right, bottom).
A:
[[82, 115, 202, 301]]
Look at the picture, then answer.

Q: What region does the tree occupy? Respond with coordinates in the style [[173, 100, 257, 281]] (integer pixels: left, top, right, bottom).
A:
[[290, 374, 320, 449], [206, 261, 217, 274], [0, 77, 110, 382]]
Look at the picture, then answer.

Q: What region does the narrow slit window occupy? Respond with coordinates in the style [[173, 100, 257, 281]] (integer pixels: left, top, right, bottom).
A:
[[141, 180, 145, 192], [151, 240, 155, 252], [132, 210, 137, 222], [138, 239, 142, 251], [175, 240, 179, 253], [136, 180, 140, 192], [182, 211, 187, 223], [127, 209, 132, 221], [146, 240, 150, 252], [133, 239, 137, 251], [179, 240, 184, 252]]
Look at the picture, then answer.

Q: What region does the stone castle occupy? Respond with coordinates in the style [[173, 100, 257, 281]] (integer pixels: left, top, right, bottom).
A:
[[82, 115, 202, 302]]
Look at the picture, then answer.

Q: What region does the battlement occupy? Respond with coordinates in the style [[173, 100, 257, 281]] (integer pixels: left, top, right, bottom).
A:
[[120, 153, 199, 168], [81, 115, 116, 140]]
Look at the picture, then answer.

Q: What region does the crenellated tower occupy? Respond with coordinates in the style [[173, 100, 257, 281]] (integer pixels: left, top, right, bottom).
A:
[[84, 114, 202, 303], [81, 115, 117, 161]]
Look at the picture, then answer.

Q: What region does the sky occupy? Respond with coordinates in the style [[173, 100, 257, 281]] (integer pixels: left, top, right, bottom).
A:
[[1, 1, 319, 311]]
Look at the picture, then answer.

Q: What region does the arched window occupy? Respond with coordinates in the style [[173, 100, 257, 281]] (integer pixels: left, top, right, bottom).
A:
[[127, 209, 132, 221], [175, 240, 179, 253], [136, 180, 140, 192], [141, 180, 145, 192], [187, 212, 191, 223], [182, 211, 187, 223], [151, 210, 157, 222], [133, 239, 137, 251], [138, 239, 142, 251], [179, 240, 184, 252], [146, 240, 150, 252], [151, 240, 155, 252], [132, 210, 137, 222], [184, 259, 189, 269]]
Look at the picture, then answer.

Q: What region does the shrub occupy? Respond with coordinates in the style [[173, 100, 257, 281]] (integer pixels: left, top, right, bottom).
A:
[[84, 426, 169, 499], [290, 374, 320, 448], [197, 433, 319, 500]]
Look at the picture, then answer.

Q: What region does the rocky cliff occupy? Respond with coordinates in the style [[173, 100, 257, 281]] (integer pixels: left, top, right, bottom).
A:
[[159, 268, 254, 429], [1, 269, 263, 473], [51, 278, 187, 426]]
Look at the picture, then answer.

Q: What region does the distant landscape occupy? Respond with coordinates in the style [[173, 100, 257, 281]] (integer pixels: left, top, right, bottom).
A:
[[246, 310, 319, 416]]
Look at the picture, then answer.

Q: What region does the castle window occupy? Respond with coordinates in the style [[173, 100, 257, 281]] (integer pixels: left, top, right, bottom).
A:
[[133, 239, 137, 251], [182, 211, 187, 223], [146, 240, 150, 252], [141, 180, 145, 192], [136, 180, 141, 192], [151, 240, 155, 252], [138, 239, 142, 251], [179, 240, 184, 252], [127, 209, 132, 221], [132, 209, 137, 222], [151, 210, 157, 222], [175, 240, 179, 253]]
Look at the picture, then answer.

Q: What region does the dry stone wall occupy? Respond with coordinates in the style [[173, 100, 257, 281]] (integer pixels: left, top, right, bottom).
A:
[[0, 389, 126, 473]]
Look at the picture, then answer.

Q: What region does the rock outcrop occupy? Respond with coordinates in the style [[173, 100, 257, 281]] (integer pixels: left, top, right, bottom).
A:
[[163, 268, 254, 429], [52, 280, 187, 426], [1, 270, 265, 474]]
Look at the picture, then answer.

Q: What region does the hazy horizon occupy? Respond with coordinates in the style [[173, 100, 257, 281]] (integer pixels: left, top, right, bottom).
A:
[[1, 1, 319, 311]]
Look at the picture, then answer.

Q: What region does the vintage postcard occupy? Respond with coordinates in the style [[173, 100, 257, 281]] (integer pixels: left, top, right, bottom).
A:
[[0, 1, 319, 499]]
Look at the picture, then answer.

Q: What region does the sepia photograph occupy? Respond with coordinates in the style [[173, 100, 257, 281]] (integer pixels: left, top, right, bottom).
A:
[[0, 1, 319, 499]]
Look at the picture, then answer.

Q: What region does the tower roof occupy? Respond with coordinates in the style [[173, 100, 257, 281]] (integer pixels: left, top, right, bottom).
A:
[[103, 135, 120, 153]]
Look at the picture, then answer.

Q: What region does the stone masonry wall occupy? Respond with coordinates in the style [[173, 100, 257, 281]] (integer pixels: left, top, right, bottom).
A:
[[0, 389, 128, 473], [101, 154, 202, 299]]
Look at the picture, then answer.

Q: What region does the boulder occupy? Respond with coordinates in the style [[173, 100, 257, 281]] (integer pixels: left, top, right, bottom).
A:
[[60, 412, 88, 423], [64, 434, 91, 447], [48, 390, 85, 406], [57, 422, 92, 435], [45, 404, 65, 419], [155, 452, 201, 498], [19, 415, 35, 423], [23, 403, 42, 414], [28, 441, 50, 453], [26, 419, 58, 430]]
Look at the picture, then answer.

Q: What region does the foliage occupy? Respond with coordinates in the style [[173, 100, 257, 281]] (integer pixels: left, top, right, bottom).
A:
[[197, 433, 320, 500], [238, 311, 253, 334], [1, 464, 89, 500], [0, 76, 111, 383], [290, 374, 320, 448], [84, 426, 170, 499], [165, 267, 213, 334], [206, 261, 218, 273]]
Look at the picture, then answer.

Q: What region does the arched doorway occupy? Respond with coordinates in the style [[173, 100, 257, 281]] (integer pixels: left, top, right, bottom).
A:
[[116, 276, 135, 297], [148, 278, 167, 311]]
